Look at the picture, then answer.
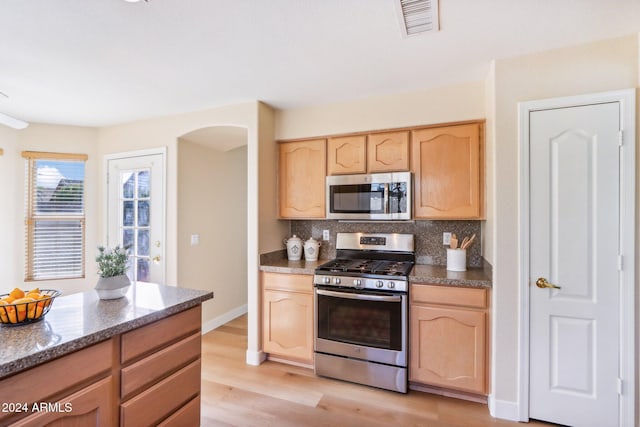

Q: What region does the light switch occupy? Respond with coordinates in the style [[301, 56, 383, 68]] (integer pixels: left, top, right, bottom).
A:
[[190, 234, 200, 246]]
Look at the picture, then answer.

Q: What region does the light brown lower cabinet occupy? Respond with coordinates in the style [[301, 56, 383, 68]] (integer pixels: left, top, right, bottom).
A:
[[409, 284, 489, 395], [262, 272, 314, 365], [10, 377, 113, 427], [0, 306, 204, 426]]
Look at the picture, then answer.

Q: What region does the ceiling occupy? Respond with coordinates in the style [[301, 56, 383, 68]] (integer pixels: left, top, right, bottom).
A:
[[1, 0, 639, 128]]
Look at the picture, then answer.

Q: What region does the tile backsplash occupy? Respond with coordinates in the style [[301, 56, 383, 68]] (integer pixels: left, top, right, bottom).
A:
[[290, 220, 483, 267]]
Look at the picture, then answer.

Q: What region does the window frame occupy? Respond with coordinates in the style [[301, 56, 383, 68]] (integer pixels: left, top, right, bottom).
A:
[[23, 151, 88, 281]]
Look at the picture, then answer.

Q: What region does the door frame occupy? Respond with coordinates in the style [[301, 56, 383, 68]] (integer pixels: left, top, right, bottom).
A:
[[103, 147, 167, 284], [517, 89, 636, 425]]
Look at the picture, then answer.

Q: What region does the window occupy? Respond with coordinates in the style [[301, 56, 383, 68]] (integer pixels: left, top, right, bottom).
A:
[[23, 151, 88, 281]]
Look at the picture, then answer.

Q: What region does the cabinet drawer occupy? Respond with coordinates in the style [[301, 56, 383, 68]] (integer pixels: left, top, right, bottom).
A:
[[262, 272, 313, 293], [120, 359, 201, 427], [157, 395, 200, 427], [0, 339, 112, 423], [11, 377, 113, 427], [411, 284, 487, 309], [121, 306, 201, 363], [121, 332, 201, 400]]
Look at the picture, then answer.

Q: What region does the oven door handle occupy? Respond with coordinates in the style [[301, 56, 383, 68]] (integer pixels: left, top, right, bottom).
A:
[[316, 289, 402, 303]]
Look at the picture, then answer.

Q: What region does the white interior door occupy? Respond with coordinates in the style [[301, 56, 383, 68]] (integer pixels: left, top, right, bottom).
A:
[[528, 102, 620, 426], [107, 151, 165, 284]]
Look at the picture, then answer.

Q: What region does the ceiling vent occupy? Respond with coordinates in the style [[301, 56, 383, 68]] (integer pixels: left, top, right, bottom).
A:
[[396, 0, 439, 37]]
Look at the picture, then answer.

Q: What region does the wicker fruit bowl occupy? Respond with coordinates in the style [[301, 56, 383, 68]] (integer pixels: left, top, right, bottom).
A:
[[0, 288, 61, 326]]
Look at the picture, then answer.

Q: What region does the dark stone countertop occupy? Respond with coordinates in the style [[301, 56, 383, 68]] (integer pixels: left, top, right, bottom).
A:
[[0, 282, 213, 379], [259, 251, 492, 288]]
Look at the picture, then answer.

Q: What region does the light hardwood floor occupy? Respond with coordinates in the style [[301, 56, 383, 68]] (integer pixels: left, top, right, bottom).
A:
[[201, 315, 556, 427]]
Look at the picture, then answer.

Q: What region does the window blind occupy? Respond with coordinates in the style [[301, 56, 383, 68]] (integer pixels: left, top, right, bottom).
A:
[[23, 152, 87, 281]]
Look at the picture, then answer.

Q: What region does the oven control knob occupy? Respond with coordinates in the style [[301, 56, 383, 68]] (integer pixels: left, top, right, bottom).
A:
[[334, 278, 341, 285], [323, 276, 331, 284], [376, 281, 384, 288], [353, 279, 362, 287], [387, 281, 395, 289]]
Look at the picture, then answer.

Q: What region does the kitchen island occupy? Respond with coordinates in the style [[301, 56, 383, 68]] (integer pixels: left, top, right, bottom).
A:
[[0, 282, 213, 426]]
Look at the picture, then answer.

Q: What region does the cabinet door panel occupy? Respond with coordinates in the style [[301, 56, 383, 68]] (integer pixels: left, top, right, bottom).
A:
[[410, 305, 486, 393], [12, 377, 113, 427], [412, 123, 483, 219], [367, 131, 410, 172], [279, 139, 326, 218], [263, 290, 314, 362], [327, 135, 366, 175]]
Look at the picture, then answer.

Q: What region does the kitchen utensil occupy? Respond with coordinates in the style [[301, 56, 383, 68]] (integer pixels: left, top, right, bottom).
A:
[[461, 233, 476, 250], [450, 233, 458, 249], [460, 236, 470, 249]]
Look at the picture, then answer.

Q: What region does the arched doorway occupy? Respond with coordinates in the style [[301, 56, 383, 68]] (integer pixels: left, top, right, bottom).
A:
[[177, 125, 249, 330]]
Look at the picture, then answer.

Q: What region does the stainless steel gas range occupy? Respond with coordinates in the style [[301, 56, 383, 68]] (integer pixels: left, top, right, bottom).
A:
[[313, 232, 414, 393]]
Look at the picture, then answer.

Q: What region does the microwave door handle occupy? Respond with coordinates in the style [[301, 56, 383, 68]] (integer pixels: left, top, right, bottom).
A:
[[383, 183, 389, 214], [316, 289, 402, 303]]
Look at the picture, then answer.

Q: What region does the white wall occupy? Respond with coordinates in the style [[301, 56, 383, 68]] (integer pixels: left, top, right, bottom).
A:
[[97, 101, 284, 362], [0, 126, 21, 293], [0, 124, 99, 296], [177, 140, 248, 329], [489, 33, 639, 419], [275, 81, 486, 140]]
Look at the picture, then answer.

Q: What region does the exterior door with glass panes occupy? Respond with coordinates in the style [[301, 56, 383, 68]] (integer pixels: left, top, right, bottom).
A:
[[106, 151, 165, 284]]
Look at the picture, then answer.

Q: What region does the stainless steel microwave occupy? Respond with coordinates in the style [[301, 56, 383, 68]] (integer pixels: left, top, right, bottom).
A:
[[326, 172, 411, 220]]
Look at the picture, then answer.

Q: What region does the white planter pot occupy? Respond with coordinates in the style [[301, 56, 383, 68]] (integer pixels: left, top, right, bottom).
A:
[[95, 274, 131, 300]]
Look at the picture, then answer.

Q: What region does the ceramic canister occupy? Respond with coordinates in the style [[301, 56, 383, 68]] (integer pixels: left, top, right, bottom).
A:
[[284, 234, 303, 261], [303, 237, 321, 262]]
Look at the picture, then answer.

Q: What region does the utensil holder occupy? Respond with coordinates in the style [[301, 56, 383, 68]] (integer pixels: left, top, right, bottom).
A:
[[446, 248, 467, 272]]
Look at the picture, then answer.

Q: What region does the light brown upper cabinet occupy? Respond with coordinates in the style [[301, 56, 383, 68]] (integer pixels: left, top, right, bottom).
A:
[[327, 131, 410, 175], [367, 131, 410, 173], [412, 122, 484, 219], [327, 135, 367, 175], [279, 139, 326, 218]]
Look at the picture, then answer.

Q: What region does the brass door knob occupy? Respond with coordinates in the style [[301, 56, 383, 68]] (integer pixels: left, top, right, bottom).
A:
[[152, 255, 161, 263], [536, 277, 561, 289]]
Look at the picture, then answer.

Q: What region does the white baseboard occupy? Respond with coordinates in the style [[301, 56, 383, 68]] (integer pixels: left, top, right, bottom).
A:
[[246, 349, 266, 366], [488, 395, 521, 421], [201, 304, 248, 334]]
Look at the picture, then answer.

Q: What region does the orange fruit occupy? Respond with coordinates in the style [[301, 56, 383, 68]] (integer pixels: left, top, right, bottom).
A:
[[0, 301, 8, 323], [12, 297, 35, 312], [6, 306, 18, 323], [9, 288, 25, 300]]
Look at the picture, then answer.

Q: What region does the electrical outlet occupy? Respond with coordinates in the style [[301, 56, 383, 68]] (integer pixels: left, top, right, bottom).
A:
[[190, 234, 200, 246], [443, 232, 452, 246], [323, 230, 330, 241]]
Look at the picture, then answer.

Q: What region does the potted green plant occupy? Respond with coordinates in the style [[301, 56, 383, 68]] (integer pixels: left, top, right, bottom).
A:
[[95, 244, 131, 300]]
